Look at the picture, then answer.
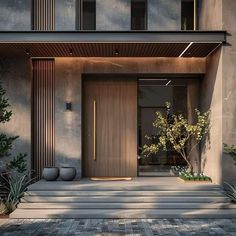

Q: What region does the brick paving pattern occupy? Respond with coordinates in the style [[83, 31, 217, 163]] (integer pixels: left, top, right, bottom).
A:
[[0, 219, 236, 236]]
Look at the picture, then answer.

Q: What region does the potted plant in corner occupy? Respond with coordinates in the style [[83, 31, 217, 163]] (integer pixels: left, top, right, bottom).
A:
[[142, 102, 211, 182], [223, 144, 236, 203]]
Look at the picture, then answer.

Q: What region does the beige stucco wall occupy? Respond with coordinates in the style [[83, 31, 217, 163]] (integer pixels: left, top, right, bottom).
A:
[[199, 0, 236, 183], [55, 57, 205, 177], [222, 0, 236, 181]]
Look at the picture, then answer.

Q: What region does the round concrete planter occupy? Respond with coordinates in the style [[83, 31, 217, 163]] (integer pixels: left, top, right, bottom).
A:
[[60, 167, 76, 181], [42, 167, 59, 181]]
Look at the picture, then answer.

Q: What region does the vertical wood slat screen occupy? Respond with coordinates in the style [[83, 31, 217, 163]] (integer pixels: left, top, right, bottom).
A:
[[32, 60, 55, 179], [32, 0, 55, 30]]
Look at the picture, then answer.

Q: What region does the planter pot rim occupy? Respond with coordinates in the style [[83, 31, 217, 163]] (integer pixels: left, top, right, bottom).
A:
[[44, 166, 58, 168], [60, 167, 76, 168]]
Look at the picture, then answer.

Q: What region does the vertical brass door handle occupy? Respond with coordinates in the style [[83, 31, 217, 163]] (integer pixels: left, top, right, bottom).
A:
[[93, 100, 96, 161]]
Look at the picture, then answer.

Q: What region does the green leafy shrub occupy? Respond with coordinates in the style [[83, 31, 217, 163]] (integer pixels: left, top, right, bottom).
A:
[[171, 166, 211, 182], [142, 102, 210, 173], [223, 182, 236, 202], [6, 153, 27, 173], [223, 144, 236, 162]]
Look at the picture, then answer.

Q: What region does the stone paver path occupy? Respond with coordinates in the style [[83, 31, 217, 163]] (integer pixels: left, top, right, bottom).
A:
[[1, 219, 236, 236]]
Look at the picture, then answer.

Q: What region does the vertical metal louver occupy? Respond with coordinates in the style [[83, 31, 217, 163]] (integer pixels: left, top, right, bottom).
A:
[[32, 59, 55, 179], [32, 0, 55, 30]]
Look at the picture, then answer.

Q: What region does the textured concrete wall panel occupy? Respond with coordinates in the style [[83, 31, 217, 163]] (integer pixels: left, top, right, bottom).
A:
[[96, 0, 130, 30], [55, 57, 205, 177], [200, 49, 223, 184], [221, 0, 236, 182], [199, 0, 222, 30], [0, 0, 31, 30], [55, 0, 76, 30], [148, 0, 181, 30], [0, 57, 31, 171]]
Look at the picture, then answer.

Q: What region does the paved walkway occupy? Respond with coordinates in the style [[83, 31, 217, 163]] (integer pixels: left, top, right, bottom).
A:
[[0, 219, 236, 236]]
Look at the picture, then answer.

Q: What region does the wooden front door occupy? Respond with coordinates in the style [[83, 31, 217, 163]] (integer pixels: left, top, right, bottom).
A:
[[82, 77, 137, 177]]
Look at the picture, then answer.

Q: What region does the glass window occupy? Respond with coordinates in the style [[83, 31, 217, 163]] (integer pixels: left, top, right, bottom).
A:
[[181, 0, 194, 30], [131, 0, 147, 30], [76, 0, 96, 30]]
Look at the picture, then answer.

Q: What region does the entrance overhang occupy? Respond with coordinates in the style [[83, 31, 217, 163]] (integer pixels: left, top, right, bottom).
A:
[[0, 31, 227, 57]]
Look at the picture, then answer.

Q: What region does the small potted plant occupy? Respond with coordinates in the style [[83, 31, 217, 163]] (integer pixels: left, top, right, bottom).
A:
[[60, 167, 76, 181], [42, 167, 59, 181]]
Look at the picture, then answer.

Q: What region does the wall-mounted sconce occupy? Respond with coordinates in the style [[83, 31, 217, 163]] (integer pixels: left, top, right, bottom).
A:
[[66, 102, 72, 111]]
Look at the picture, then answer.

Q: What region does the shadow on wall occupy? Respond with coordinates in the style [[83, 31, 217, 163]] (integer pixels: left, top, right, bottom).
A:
[[200, 47, 223, 183], [1, 130, 81, 180]]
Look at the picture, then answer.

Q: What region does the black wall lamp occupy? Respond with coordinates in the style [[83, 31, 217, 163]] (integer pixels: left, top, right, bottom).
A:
[[66, 102, 72, 111]]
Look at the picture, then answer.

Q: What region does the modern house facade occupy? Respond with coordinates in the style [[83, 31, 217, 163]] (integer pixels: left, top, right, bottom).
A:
[[0, 0, 235, 184]]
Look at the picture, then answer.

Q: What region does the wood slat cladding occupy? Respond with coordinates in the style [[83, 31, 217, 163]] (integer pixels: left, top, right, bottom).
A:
[[32, 0, 55, 30], [32, 59, 55, 179], [183, 43, 221, 57], [0, 42, 221, 57], [83, 77, 137, 177]]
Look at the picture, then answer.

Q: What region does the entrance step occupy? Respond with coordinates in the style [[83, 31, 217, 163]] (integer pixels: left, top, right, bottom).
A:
[[9, 178, 236, 219], [17, 202, 236, 209], [10, 209, 236, 219], [21, 195, 229, 203], [24, 190, 225, 197]]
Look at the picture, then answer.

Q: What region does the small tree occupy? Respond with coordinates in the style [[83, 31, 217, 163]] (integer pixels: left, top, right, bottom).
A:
[[142, 102, 210, 173]]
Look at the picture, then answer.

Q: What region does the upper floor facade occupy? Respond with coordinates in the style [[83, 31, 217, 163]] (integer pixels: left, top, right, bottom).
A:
[[0, 0, 197, 31]]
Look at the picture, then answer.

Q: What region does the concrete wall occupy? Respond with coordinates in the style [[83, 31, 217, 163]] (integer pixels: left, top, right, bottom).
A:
[[148, 0, 181, 30], [0, 0, 31, 30], [55, 0, 76, 30], [55, 57, 205, 177], [200, 49, 223, 184], [0, 0, 183, 31], [187, 80, 201, 173], [199, 0, 236, 183], [221, 0, 236, 182], [96, 0, 130, 30], [199, 0, 223, 184], [0, 57, 31, 171], [96, 0, 182, 31]]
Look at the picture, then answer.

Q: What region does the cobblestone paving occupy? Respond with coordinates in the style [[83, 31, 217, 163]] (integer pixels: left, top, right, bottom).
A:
[[0, 219, 236, 236]]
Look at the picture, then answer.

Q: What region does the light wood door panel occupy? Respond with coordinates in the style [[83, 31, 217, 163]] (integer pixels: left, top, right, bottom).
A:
[[83, 77, 137, 177]]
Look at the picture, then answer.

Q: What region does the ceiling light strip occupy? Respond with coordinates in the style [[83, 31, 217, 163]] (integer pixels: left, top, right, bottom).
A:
[[165, 80, 171, 86], [178, 42, 193, 57]]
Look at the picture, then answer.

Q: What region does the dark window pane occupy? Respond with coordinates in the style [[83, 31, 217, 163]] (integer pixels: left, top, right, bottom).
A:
[[76, 0, 96, 30], [181, 0, 194, 30], [82, 0, 96, 30], [131, 0, 147, 30]]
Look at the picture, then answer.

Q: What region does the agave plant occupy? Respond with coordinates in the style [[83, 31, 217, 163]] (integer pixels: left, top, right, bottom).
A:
[[0, 201, 7, 214], [0, 173, 33, 212], [223, 182, 236, 202]]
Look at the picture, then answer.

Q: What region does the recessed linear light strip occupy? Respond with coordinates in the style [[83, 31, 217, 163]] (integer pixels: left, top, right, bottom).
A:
[[178, 42, 193, 57], [139, 79, 168, 81], [165, 80, 171, 86]]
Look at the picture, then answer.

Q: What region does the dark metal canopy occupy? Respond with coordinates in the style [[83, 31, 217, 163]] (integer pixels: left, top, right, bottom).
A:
[[0, 31, 226, 57]]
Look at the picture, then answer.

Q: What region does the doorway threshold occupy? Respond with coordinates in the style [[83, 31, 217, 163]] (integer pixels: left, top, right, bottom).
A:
[[90, 177, 132, 181]]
